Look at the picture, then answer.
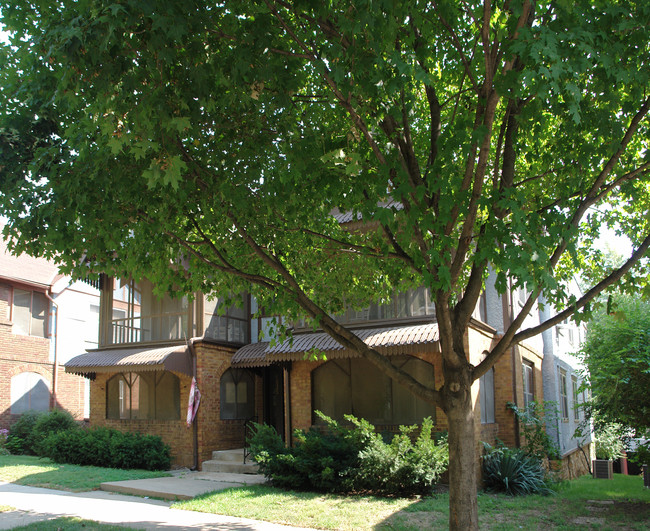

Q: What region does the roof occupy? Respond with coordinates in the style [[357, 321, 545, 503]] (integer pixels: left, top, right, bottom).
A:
[[64, 345, 192, 377], [0, 238, 60, 289], [232, 322, 439, 367]]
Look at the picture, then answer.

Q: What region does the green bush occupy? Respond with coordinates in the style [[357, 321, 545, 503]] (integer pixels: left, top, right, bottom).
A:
[[248, 412, 449, 496], [32, 409, 78, 455], [507, 402, 561, 460], [6, 411, 42, 455], [353, 417, 448, 496], [43, 427, 171, 470], [482, 442, 553, 496]]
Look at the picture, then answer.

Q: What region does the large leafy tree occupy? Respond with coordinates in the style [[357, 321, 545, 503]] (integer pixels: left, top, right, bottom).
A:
[[580, 296, 650, 436], [2, 1, 650, 528]]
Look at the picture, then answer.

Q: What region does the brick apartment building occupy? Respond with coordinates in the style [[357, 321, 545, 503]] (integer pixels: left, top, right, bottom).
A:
[[0, 239, 99, 429], [65, 271, 589, 477]]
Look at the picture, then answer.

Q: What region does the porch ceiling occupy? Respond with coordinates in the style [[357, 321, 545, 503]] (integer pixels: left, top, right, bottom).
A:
[[64, 344, 192, 377], [232, 322, 440, 368]]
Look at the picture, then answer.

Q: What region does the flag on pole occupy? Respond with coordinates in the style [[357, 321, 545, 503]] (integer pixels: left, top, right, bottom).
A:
[[186, 377, 201, 427]]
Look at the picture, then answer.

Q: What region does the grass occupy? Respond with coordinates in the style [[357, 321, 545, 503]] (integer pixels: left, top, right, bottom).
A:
[[173, 474, 650, 530], [0, 454, 170, 492]]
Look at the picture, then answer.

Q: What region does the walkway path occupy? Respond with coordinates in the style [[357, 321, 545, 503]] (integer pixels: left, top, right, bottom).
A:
[[0, 482, 312, 530]]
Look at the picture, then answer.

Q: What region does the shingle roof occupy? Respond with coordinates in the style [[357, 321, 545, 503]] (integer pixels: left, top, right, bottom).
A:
[[0, 238, 60, 288], [232, 322, 439, 367], [64, 345, 192, 377]]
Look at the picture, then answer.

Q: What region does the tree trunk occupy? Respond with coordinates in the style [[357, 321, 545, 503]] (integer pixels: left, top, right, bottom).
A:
[[444, 364, 478, 531]]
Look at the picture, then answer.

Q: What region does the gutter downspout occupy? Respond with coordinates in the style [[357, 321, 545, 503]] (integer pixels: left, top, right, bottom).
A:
[[45, 291, 58, 410]]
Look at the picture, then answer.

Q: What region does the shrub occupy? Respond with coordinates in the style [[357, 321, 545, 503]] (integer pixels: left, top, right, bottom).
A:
[[507, 402, 561, 460], [248, 412, 449, 496], [32, 409, 78, 455], [353, 416, 448, 496], [6, 411, 42, 455], [43, 427, 171, 470], [482, 442, 553, 496], [0, 428, 9, 456]]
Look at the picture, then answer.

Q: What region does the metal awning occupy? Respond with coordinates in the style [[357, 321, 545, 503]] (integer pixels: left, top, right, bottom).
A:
[[64, 344, 192, 378], [232, 322, 439, 368]]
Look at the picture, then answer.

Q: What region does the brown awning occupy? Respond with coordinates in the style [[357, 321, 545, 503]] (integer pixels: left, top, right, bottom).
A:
[[232, 322, 439, 368], [64, 345, 192, 377]]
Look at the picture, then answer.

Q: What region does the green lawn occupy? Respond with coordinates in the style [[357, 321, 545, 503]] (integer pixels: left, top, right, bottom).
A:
[[0, 454, 170, 492], [173, 474, 650, 530]]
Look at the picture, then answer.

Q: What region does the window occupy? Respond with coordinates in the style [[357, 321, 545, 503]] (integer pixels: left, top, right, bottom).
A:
[[571, 374, 580, 421], [13, 289, 48, 337], [109, 278, 190, 345], [480, 367, 495, 424], [312, 356, 436, 426], [559, 368, 569, 420], [522, 361, 535, 409], [204, 293, 250, 344], [11, 372, 50, 414], [220, 368, 255, 419], [106, 372, 180, 420]]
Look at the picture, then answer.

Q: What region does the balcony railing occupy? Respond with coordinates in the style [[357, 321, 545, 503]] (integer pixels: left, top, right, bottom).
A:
[[110, 312, 188, 345]]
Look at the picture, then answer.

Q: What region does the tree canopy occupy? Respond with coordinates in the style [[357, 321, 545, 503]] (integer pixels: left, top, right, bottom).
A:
[[580, 296, 650, 436], [1, 1, 650, 529]]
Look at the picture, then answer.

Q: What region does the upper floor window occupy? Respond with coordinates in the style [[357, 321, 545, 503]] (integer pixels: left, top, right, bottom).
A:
[[13, 289, 48, 337], [559, 368, 569, 421], [108, 278, 190, 345], [289, 286, 435, 331], [522, 360, 535, 409], [571, 375, 580, 421], [204, 294, 249, 344]]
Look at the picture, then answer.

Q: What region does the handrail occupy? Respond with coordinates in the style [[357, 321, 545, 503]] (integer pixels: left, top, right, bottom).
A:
[[243, 415, 258, 464]]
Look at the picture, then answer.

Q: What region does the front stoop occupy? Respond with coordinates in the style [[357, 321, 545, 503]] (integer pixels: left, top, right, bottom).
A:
[[201, 448, 260, 474]]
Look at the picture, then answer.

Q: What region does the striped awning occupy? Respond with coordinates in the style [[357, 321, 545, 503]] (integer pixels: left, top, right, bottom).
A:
[[232, 322, 439, 368], [64, 344, 192, 377]]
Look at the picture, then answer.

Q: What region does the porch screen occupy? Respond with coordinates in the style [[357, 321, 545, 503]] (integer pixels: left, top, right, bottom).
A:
[[106, 371, 180, 420], [220, 368, 255, 419], [312, 355, 436, 426]]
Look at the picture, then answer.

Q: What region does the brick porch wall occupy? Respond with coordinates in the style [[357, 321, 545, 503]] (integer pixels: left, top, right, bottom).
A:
[[90, 372, 194, 468]]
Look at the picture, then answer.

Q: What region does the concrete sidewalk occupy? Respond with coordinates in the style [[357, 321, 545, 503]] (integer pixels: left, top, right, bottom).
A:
[[0, 482, 313, 530], [101, 470, 267, 501]]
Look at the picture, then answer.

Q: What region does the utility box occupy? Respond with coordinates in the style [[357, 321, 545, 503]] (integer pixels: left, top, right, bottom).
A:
[[593, 459, 613, 479]]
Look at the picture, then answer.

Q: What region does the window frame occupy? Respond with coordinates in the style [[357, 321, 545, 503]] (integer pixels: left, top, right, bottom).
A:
[[559, 368, 569, 421], [479, 366, 496, 424], [571, 374, 580, 421], [11, 287, 49, 338], [522, 360, 535, 410], [106, 371, 180, 421]]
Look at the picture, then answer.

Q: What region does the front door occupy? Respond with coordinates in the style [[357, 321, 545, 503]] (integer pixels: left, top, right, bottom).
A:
[[264, 365, 285, 440]]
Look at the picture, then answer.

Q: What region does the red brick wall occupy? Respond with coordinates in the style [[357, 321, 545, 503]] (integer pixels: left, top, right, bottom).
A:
[[90, 371, 195, 468], [86, 342, 267, 470], [0, 281, 87, 429]]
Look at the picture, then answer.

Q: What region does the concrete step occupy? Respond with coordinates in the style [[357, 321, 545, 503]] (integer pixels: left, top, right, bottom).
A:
[[201, 459, 259, 475], [211, 448, 248, 462]]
